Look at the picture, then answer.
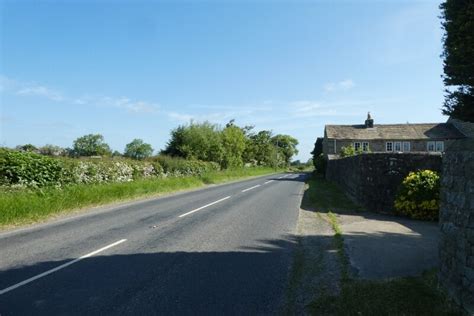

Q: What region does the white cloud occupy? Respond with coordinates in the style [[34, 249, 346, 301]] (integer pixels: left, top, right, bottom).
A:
[[323, 79, 355, 92], [16, 85, 64, 101], [97, 96, 159, 113]]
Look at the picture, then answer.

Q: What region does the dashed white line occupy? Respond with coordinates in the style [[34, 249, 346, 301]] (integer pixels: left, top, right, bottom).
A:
[[241, 184, 261, 192], [0, 239, 127, 296], [264, 180, 274, 184], [178, 196, 231, 218]]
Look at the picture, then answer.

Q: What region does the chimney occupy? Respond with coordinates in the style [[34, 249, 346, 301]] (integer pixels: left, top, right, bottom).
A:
[[365, 112, 374, 128]]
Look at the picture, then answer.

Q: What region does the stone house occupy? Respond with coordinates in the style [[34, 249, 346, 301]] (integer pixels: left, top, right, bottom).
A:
[[322, 113, 467, 156]]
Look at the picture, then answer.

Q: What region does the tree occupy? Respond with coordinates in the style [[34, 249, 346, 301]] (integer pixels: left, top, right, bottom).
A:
[[244, 130, 275, 166], [311, 138, 323, 169], [124, 139, 153, 160], [72, 134, 111, 157], [16, 144, 38, 152], [221, 125, 246, 168], [39, 144, 65, 156], [162, 122, 224, 164], [440, 0, 474, 122], [272, 134, 299, 166]]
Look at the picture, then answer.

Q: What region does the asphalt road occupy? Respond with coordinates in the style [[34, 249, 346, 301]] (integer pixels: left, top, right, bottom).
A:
[[0, 172, 306, 315]]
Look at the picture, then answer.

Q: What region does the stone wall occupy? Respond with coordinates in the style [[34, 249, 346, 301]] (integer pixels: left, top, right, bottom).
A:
[[325, 152, 442, 213], [439, 139, 474, 314]]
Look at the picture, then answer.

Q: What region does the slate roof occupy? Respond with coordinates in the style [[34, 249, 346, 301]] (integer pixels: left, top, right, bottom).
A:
[[325, 123, 465, 140]]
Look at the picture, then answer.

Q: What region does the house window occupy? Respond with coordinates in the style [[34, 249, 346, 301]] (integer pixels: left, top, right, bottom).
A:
[[362, 142, 369, 152], [354, 142, 361, 151], [386, 142, 393, 152], [427, 141, 436, 152], [394, 141, 402, 152], [436, 141, 444, 152], [403, 142, 410, 152]]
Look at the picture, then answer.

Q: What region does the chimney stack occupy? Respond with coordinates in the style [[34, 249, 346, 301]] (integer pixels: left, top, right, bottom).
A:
[[365, 112, 374, 128]]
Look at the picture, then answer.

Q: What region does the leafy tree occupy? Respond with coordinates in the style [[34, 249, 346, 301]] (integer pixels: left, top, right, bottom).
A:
[[311, 137, 324, 169], [39, 144, 65, 156], [244, 130, 275, 166], [72, 134, 111, 157], [124, 139, 153, 160], [221, 125, 246, 168], [440, 0, 474, 122], [271, 134, 299, 166], [16, 144, 38, 152], [162, 122, 224, 164]]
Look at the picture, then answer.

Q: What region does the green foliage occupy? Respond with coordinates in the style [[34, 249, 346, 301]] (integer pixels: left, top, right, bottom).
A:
[[163, 120, 299, 169], [313, 154, 327, 174], [152, 155, 220, 176], [221, 125, 246, 169], [124, 139, 153, 160], [0, 167, 280, 227], [39, 144, 65, 156], [72, 134, 112, 157], [272, 134, 299, 166], [0, 148, 63, 188], [16, 144, 38, 152], [394, 170, 440, 221], [440, 0, 474, 122], [163, 122, 224, 164]]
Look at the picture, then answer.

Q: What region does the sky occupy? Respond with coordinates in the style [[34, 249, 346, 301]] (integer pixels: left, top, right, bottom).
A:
[[0, 0, 446, 161]]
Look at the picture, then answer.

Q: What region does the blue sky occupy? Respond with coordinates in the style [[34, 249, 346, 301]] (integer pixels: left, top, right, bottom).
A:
[[0, 0, 446, 161]]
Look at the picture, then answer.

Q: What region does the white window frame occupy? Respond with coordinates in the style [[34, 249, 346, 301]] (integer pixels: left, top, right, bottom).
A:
[[353, 142, 361, 151], [362, 142, 369, 152], [427, 141, 436, 152], [386, 142, 393, 152], [394, 141, 402, 152], [403, 141, 410, 152], [436, 141, 444, 152]]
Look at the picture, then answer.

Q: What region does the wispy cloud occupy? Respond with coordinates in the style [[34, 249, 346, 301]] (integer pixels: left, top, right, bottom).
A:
[[1, 74, 159, 114], [97, 97, 159, 113], [16, 85, 64, 101], [323, 79, 355, 92]]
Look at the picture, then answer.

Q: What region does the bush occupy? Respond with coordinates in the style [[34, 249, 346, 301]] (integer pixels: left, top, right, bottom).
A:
[[153, 155, 220, 177], [313, 154, 327, 174], [0, 148, 64, 188], [394, 170, 440, 221]]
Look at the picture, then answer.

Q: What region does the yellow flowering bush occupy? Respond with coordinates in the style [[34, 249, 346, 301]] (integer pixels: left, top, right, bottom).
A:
[[394, 170, 440, 221]]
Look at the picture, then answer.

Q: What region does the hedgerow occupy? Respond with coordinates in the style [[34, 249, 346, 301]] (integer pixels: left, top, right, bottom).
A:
[[394, 170, 440, 221], [0, 149, 219, 189]]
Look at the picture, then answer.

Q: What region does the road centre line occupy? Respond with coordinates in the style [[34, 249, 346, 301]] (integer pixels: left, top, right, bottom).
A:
[[178, 196, 231, 218], [0, 239, 127, 296], [241, 184, 261, 192], [264, 180, 274, 184]]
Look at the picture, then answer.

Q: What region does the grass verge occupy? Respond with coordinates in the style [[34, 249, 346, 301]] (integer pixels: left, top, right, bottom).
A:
[[0, 167, 282, 228], [301, 173, 361, 212], [308, 269, 460, 315], [305, 175, 460, 315]]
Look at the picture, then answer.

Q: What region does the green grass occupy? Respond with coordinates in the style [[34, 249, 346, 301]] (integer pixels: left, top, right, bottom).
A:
[[0, 167, 282, 228], [327, 211, 350, 282], [301, 173, 361, 212], [303, 175, 459, 316], [309, 270, 460, 316]]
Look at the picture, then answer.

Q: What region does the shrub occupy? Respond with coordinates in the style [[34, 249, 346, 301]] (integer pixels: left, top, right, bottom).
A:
[[153, 155, 220, 177], [313, 154, 327, 174], [394, 170, 440, 221], [340, 145, 364, 157], [0, 148, 63, 188]]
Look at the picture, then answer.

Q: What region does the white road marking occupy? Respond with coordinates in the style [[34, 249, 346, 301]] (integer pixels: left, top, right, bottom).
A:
[[264, 180, 274, 184], [0, 239, 127, 296], [178, 196, 231, 218], [241, 185, 261, 192]]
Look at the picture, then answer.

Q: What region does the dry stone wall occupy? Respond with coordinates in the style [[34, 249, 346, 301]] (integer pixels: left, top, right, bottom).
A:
[[325, 153, 442, 213], [439, 139, 474, 314]]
